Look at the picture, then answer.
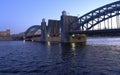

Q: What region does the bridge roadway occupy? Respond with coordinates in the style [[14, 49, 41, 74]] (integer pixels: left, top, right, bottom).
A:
[[25, 35, 41, 38], [70, 29, 120, 35]]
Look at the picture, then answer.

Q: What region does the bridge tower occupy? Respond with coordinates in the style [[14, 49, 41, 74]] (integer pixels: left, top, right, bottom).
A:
[[61, 11, 78, 43], [41, 18, 47, 42], [61, 11, 69, 43]]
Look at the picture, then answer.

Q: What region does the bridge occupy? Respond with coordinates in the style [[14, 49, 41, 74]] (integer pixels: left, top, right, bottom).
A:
[[24, 1, 120, 43], [69, 0, 120, 35]]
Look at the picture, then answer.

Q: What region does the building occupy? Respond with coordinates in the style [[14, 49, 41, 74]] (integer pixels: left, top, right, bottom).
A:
[[0, 29, 10, 37]]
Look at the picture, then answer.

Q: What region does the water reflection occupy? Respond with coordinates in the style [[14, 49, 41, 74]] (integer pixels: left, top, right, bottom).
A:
[[47, 42, 51, 47], [60, 43, 88, 75], [60, 43, 87, 61], [61, 43, 77, 75], [71, 43, 76, 56], [61, 43, 77, 57]]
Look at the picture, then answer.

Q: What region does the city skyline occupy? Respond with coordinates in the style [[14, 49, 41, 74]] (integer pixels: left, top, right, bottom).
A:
[[0, 0, 117, 34]]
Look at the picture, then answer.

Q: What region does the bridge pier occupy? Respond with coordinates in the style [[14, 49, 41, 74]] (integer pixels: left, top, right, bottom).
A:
[[60, 11, 86, 44], [61, 11, 70, 43], [40, 18, 47, 42]]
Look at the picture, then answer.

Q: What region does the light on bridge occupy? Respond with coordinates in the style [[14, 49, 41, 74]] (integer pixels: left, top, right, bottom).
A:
[[47, 34, 50, 37], [32, 39, 34, 42], [72, 34, 75, 38]]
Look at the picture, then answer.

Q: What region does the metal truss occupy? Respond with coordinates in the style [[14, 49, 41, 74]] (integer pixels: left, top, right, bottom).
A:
[[25, 25, 41, 36], [72, 1, 120, 31]]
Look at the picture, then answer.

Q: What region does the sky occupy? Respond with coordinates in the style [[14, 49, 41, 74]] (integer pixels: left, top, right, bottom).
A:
[[0, 0, 117, 34]]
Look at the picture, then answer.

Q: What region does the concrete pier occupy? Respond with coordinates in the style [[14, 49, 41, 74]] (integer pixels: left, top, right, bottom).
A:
[[40, 18, 47, 42], [60, 11, 86, 44]]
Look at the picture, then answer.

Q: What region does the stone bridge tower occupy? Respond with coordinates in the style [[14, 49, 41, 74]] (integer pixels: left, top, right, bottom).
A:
[[60, 11, 78, 43], [41, 18, 47, 42]]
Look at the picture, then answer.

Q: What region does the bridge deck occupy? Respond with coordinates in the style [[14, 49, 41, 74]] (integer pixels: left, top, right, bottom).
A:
[[70, 29, 120, 35]]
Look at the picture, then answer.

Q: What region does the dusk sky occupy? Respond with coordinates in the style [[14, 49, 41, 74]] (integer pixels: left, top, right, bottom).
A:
[[0, 0, 117, 34]]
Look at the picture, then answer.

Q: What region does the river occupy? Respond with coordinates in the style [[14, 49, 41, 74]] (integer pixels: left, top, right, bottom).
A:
[[0, 37, 120, 75]]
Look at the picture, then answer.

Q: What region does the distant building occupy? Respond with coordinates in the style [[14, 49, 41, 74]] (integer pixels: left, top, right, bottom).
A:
[[0, 29, 10, 37]]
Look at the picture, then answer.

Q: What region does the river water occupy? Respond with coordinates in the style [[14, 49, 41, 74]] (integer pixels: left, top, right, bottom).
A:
[[0, 37, 120, 75]]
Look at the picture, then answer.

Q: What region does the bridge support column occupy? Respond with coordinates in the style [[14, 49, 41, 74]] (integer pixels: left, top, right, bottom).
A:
[[60, 11, 86, 44], [41, 18, 47, 42], [60, 11, 70, 43]]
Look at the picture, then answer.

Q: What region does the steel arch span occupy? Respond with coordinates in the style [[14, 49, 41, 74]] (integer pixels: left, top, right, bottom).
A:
[[25, 25, 41, 37], [71, 1, 120, 31]]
